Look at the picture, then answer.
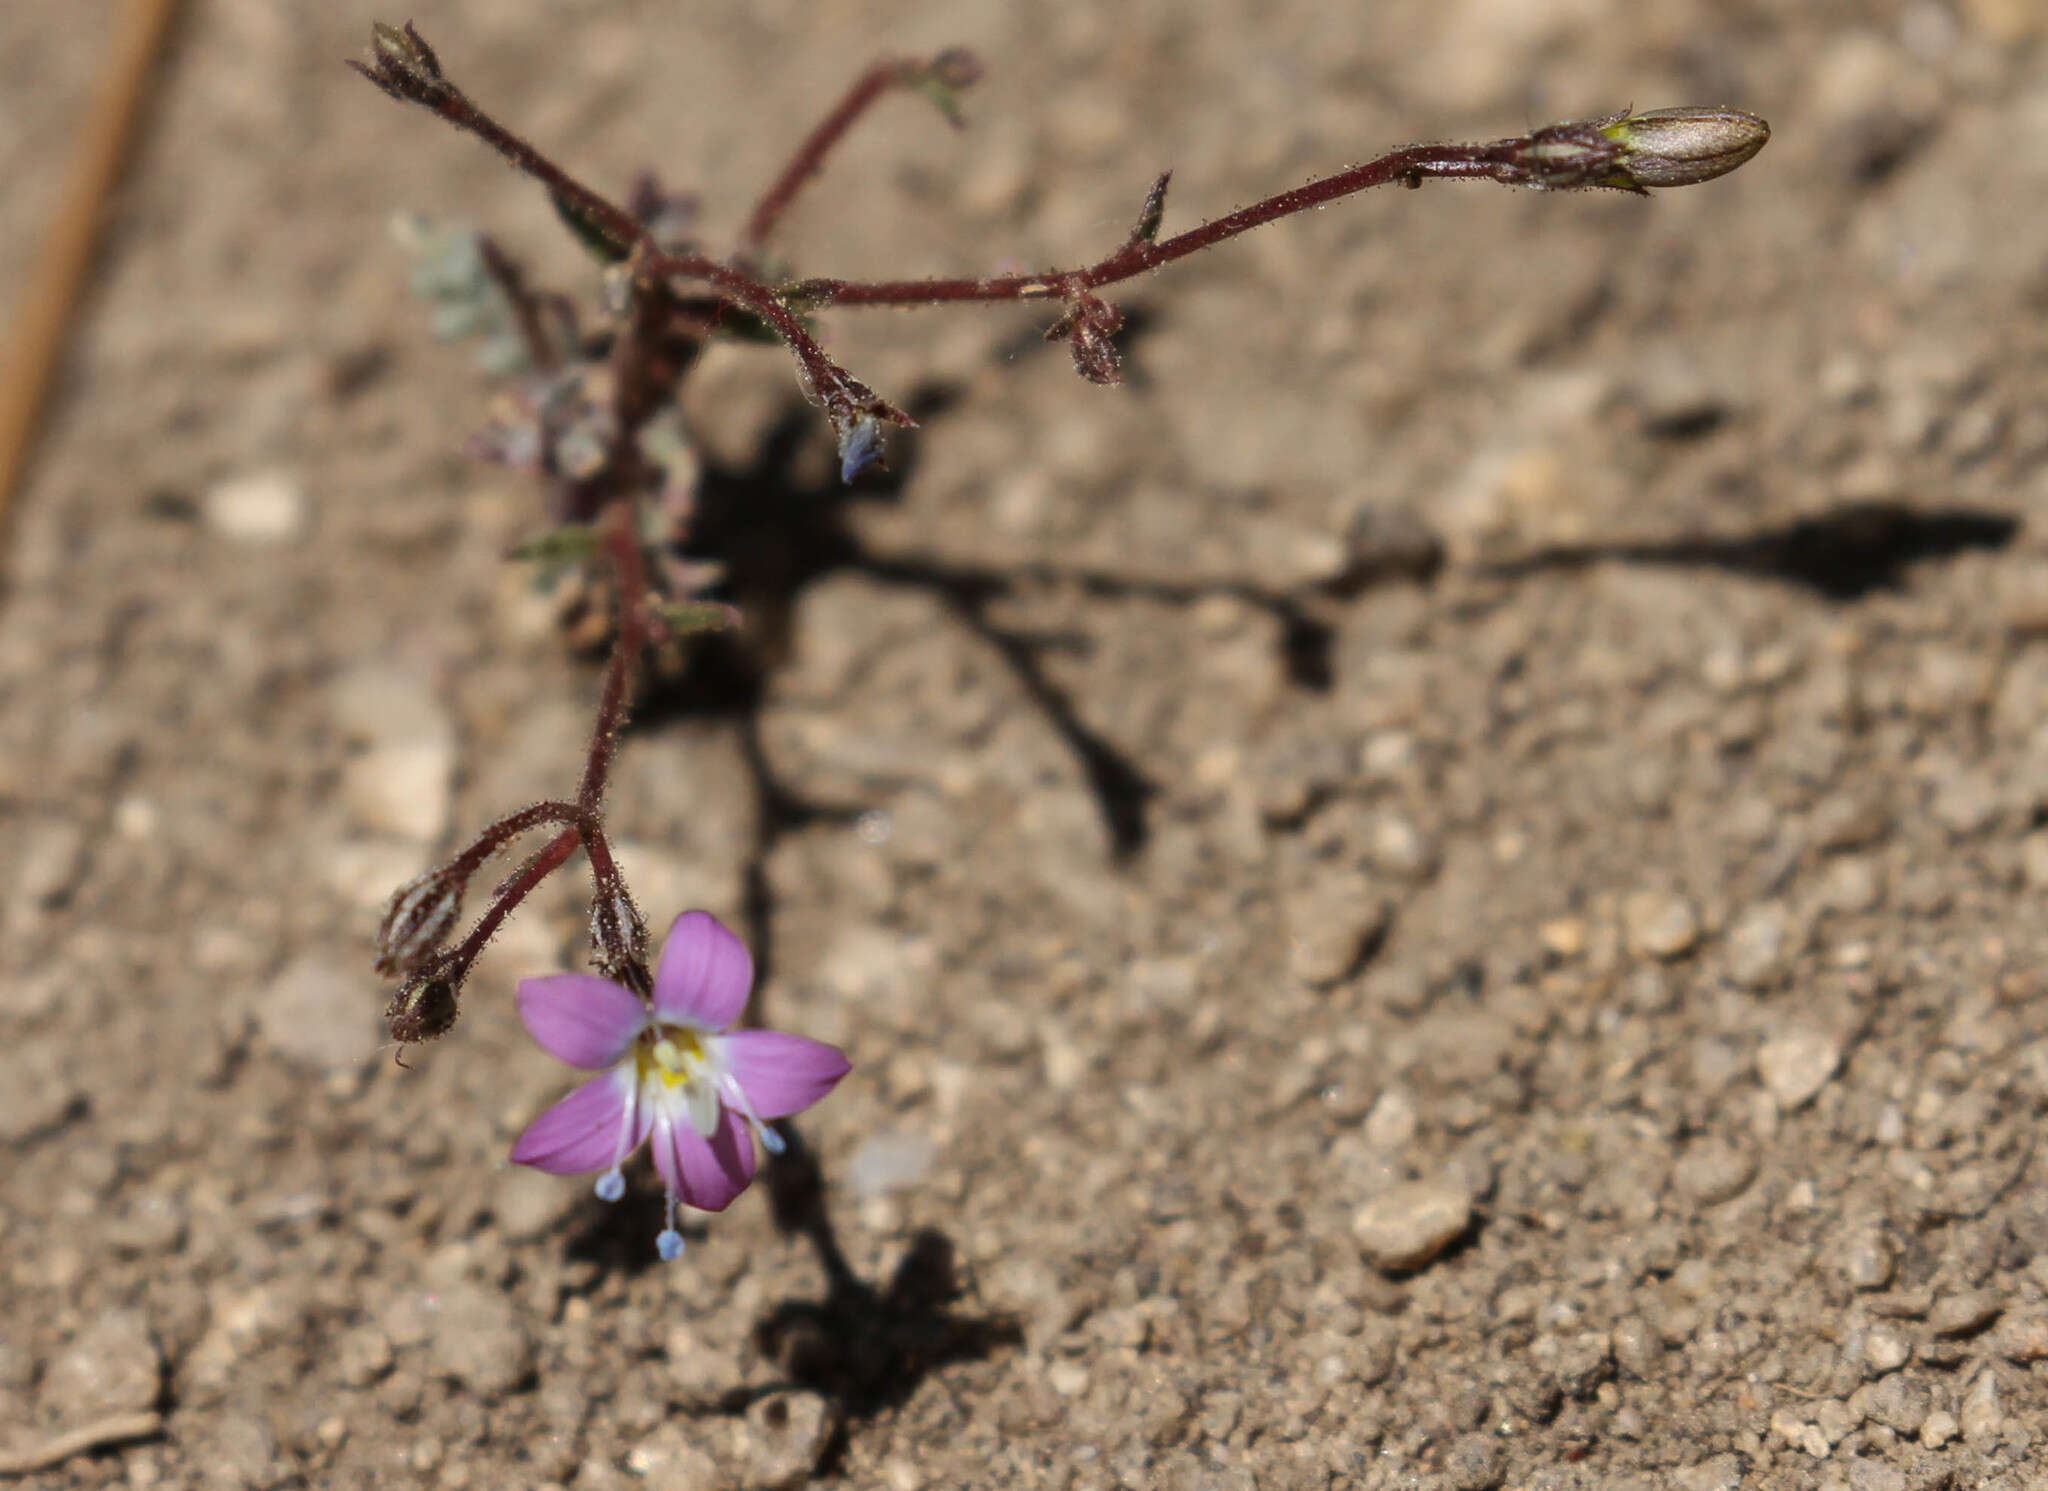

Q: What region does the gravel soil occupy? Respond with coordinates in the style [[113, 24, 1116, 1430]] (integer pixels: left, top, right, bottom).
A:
[[7, 3, 2048, 1489]]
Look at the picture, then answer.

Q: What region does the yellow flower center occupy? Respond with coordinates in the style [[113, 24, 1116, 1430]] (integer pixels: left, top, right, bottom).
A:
[[645, 1027, 709, 1089], [638, 1025, 727, 1139]]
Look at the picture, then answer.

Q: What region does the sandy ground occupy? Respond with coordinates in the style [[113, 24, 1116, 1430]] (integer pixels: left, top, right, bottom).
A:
[[6, 2, 2048, 1488]]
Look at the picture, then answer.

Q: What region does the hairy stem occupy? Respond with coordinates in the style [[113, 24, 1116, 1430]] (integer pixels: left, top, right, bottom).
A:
[[740, 58, 915, 254], [445, 827, 582, 974], [789, 142, 1584, 309]]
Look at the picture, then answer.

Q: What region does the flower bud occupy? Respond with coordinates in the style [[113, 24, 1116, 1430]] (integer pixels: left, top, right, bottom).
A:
[[1601, 108, 1770, 189], [370, 20, 444, 85], [590, 888, 649, 987], [928, 48, 984, 90], [375, 863, 467, 977], [387, 966, 460, 1045]]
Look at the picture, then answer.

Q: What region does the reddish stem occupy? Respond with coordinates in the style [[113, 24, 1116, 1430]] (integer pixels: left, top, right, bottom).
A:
[[740, 59, 911, 254], [447, 827, 581, 972], [579, 503, 650, 814], [790, 146, 1514, 309]]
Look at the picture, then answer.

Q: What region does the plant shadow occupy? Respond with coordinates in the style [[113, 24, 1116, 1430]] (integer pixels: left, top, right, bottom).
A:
[[1483, 500, 2018, 601], [629, 384, 1357, 978], [690, 1126, 1024, 1469]]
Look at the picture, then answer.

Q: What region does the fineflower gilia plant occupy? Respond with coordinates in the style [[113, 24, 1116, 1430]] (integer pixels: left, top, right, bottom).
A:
[[351, 20, 1767, 1260]]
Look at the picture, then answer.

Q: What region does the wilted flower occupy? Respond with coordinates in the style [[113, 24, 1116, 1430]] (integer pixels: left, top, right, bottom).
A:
[[511, 910, 850, 1259]]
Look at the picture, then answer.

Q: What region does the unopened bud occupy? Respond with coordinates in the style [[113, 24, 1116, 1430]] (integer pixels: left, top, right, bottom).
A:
[[352, 21, 455, 106], [590, 889, 649, 986], [1126, 171, 1171, 249], [387, 965, 460, 1045], [1601, 108, 1769, 189], [927, 48, 984, 91], [371, 20, 443, 83], [375, 863, 467, 977], [910, 48, 984, 129]]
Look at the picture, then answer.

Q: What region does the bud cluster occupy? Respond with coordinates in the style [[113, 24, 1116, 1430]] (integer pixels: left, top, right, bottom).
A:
[[374, 862, 469, 978]]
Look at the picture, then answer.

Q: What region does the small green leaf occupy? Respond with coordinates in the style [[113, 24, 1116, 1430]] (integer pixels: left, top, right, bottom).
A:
[[1127, 171, 1171, 247], [550, 189, 632, 264], [510, 525, 599, 565], [658, 600, 739, 637]]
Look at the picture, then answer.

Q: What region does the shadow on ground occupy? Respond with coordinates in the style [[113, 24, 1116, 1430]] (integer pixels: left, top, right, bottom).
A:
[[1485, 501, 2018, 601], [678, 1127, 1024, 1472]]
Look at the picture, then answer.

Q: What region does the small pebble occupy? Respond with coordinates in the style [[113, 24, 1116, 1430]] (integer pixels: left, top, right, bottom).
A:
[[341, 738, 456, 843], [491, 1165, 581, 1243], [1814, 1397, 1862, 1445], [1285, 871, 1392, 988], [11, 818, 86, 914], [1443, 1431, 1505, 1491], [1676, 1455, 1744, 1491], [1369, 811, 1435, 879], [1624, 890, 1700, 959], [1959, 1368, 2002, 1445], [1757, 1027, 1842, 1110], [1817, 856, 1883, 915], [204, 469, 308, 544], [194, 1408, 281, 1489], [104, 1189, 188, 1256], [1930, 767, 2001, 837], [1863, 1373, 1929, 1434], [256, 955, 381, 1074], [1612, 1316, 1663, 1379], [425, 1284, 534, 1400], [1725, 900, 1794, 988], [846, 1130, 935, 1198], [625, 1424, 722, 1491], [1769, 1408, 1829, 1459], [1538, 916, 1588, 960], [1627, 348, 1727, 439], [1673, 1139, 1757, 1207], [335, 1325, 395, 1389], [1810, 791, 1891, 851], [1919, 1409, 1957, 1447], [1352, 1180, 1472, 1272], [0, 1338, 34, 1392], [0, 1043, 83, 1143], [1929, 1289, 2002, 1338], [1906, 645, 1995, 718], [1536, 1331, 1613, 1397], [736, 1389, 835, 1490], [38, 1310, 161, 1419], [1363, 1088, 1419, 1152], [1992, 1310, 2048, 1362], [1863, 1325, 1911, 1376]]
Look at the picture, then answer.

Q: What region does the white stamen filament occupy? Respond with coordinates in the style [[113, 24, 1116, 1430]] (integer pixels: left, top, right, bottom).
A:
[[721, 1073, 785, 1155]]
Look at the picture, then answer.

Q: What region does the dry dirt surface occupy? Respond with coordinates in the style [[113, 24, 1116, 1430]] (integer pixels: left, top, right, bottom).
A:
[[7, 2, 2048, 1489]]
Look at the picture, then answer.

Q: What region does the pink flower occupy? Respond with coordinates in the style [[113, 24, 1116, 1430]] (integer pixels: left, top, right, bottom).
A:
[[511, 910, 850, 1260]]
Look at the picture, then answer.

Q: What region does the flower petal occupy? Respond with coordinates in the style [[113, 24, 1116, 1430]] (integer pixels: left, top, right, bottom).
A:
[[516, 973, 648, 1068], [651, 911, 754, 1031], [649, 1105, 757, 1212], [720, 1030, 852, 1119], [510, 1070, 644, 1175]]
